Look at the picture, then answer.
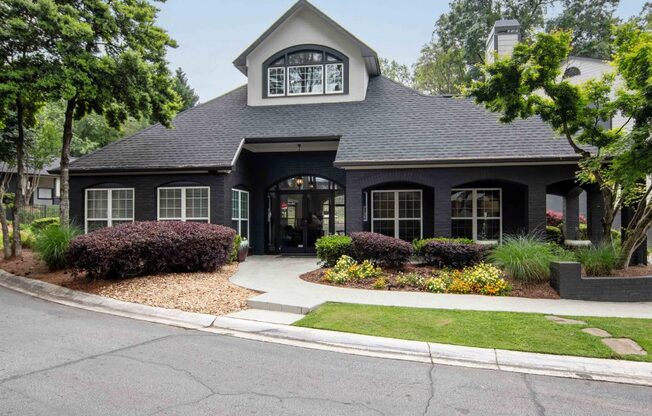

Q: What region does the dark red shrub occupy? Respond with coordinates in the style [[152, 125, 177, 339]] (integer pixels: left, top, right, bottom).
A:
[[422, 241, 487, 268], [350, 232, 413, 268], [67, 221, 236, 279]]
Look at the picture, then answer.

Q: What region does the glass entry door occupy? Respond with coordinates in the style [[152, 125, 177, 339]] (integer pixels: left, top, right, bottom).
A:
[[268, 176, 345, 254]]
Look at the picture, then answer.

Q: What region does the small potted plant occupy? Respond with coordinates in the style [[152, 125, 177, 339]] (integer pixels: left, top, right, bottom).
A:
[[237, 238, 249, 262]]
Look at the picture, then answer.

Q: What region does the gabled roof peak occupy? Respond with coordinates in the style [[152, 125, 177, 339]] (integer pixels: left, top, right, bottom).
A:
[[232, 0, 380, 76]]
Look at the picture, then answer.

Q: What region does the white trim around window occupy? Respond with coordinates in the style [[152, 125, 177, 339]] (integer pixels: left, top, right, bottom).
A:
[[231, 189, 249, 239], [287, 64, 324, 96], [371, 189, 423, 240], [451, 188, 502, 243], [85, 188, 135, 234], [157, 186, 210, 222]]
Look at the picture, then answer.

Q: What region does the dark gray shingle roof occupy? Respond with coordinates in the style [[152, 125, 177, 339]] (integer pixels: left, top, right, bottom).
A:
[[69, 76, 579, 172]]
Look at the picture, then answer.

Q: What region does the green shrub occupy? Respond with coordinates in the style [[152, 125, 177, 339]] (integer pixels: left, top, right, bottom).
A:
[[489, 234, 557, 282], [575, 244, 619, 276], [230, 234, 242, 263], [315, 235, 353, 266], [545, 225, 563, 244], [31, 217, 60, 232], [4, 229, 36, 249], [579, 224, 621, 244], [413, 237, 474, 257], [34, 225, 81, 270]]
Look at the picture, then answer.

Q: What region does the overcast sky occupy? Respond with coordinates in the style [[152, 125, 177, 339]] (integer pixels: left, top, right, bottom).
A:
[[155, 0, 645, 102]]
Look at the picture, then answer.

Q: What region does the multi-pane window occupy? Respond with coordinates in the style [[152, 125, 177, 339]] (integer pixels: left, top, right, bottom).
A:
[[267, 67, 285, 96], [157, 187, 209, 222], [371, 190, 422, 241], [85, 188, 134, 233], [451, 189, 502, 242], [266, 48, 345, 97], [232, 189, 249, 239]]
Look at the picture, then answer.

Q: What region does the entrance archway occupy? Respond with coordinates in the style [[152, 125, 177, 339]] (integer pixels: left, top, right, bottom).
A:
[[266, 175, 345, 254]]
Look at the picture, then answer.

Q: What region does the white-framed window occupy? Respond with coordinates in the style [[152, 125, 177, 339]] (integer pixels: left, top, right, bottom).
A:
[[157, 186, 209, 222], [231, 189, 249, 239], [371, 190, 422, 241], [54, 178, 60, 198], [288, 64, 323, 95], [265, 48, 345, 98], [37, 188, 53, 199], [451, 188, 502, 243], [267, 67, 285, 97], [362, 191, 368, 222], [325, 63, 344, 94], [85, 188, 134, 233]]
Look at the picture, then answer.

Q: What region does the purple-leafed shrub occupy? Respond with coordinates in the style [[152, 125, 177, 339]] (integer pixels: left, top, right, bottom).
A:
[[350, 232, 413, 268], [422, 241, 487, 268], [67, 221, 236, 279]]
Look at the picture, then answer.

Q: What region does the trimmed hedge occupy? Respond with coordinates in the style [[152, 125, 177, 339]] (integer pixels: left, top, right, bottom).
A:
[[422, 240, 487, 268], [413, 237, 474, 257], [545, 225, 563, 245], [315, 235, 353, 266], [67, 221, 236, 279], [351, 232, 413, 268], [31, 217, 60, 232]]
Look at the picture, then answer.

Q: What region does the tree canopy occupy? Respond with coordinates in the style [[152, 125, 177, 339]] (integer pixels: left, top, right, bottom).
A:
[[173, 68, 200, 112]]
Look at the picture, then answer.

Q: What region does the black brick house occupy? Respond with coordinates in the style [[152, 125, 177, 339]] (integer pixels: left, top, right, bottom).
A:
[[64, 0, 608, 255]]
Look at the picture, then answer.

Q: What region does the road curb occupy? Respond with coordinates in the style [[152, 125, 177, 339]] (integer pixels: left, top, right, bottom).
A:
[[2, 270, 652, 387]]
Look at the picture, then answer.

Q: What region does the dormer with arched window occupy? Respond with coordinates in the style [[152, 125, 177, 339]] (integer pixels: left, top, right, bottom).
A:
[[263, 45, 348, 98], [232, 0, 380, 107]]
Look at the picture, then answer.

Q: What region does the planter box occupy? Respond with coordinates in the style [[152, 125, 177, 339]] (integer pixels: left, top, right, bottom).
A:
[[550, 261, 652, 302]]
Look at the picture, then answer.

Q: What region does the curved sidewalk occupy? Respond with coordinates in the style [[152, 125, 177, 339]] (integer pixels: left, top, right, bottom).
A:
[[231, 256, 652, 318]]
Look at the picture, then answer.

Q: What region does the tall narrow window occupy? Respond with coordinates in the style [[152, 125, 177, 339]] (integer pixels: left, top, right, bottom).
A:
[[267, 67, 285, 96], [158, 187, 209, 222], [325, 63, 344, 93], [85, 188, 134, 233], [451, 189, 502, 242], [371, 190, 422, 241], [232, 189, 249, 239]]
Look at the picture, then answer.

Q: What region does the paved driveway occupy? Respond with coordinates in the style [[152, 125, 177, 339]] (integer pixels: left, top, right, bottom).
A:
[[1, 287, 651, 415]]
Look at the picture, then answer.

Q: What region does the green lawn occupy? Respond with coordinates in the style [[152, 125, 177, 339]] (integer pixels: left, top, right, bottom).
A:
[[294, 303, 652, 362]]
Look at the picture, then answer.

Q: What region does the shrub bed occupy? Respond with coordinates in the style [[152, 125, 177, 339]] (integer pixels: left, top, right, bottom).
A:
[[350, 232, 413, 267], [315, 235, 353, 266], [413, 237, 474, 257], [421, 240, 487, 268], [424, 263, 511, 296], [67, 221, 236, 279], [323, 255, 383, 284], [35, 225, 81, 270], [31, 217, 60, 232]]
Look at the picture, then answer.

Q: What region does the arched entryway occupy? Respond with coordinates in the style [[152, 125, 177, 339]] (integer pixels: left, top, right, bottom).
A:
[[266, 175, 344, 254]]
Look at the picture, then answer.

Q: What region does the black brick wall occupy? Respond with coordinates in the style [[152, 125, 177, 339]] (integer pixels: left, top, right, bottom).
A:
[[551, 261, 652, 302]]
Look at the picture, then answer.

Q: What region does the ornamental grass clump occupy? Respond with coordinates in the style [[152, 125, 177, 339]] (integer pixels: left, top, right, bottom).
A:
[[489, 234, 556, 282], [575, 244, 619, 276], [323, 255, 383, 284], [34, 225, 81, 270], [67, 221, 236, 279]]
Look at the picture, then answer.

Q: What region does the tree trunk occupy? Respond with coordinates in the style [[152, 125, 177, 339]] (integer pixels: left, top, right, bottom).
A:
[[616, 204, 652, 269], [13, 99, 26, 257], [0, 201, 11, 260], [600, 188, 617, 244], [59, 98, 76, 226]]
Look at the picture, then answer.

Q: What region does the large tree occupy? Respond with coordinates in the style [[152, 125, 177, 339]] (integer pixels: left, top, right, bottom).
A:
[[46, 0, 181, 225], [380, 58, 413, 87], [546, 0, 620, 59], [413, 42, 467, 95], [0, 0, 61, 256], [469, 27, 652, 268], [173, 68, 199, 111]]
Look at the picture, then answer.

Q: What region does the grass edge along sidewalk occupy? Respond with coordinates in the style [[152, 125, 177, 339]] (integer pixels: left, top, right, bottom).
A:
[[294, 302, 652, 362]]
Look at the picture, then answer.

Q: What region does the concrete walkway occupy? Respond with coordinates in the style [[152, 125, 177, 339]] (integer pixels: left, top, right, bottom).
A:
[[231, 256, 652, 318]]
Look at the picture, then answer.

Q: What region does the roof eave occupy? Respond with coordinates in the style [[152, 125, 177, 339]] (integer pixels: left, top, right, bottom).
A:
[[334, 155, 582, 169]]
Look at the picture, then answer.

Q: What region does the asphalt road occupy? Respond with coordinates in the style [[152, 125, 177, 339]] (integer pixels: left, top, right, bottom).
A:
[[1, 287, 651, 415]]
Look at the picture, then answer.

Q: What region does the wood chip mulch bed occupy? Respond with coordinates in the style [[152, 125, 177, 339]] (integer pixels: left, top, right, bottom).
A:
[[0, 250, 258, 316], [300, 264, 561, 299]]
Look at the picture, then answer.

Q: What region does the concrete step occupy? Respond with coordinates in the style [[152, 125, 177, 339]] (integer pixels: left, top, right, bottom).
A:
[[246, 293, 323, 315], [225, 309, 305, 325]]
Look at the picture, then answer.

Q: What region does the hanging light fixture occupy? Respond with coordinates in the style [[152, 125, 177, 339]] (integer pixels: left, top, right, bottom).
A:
[[294, 144, 304, 187]]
